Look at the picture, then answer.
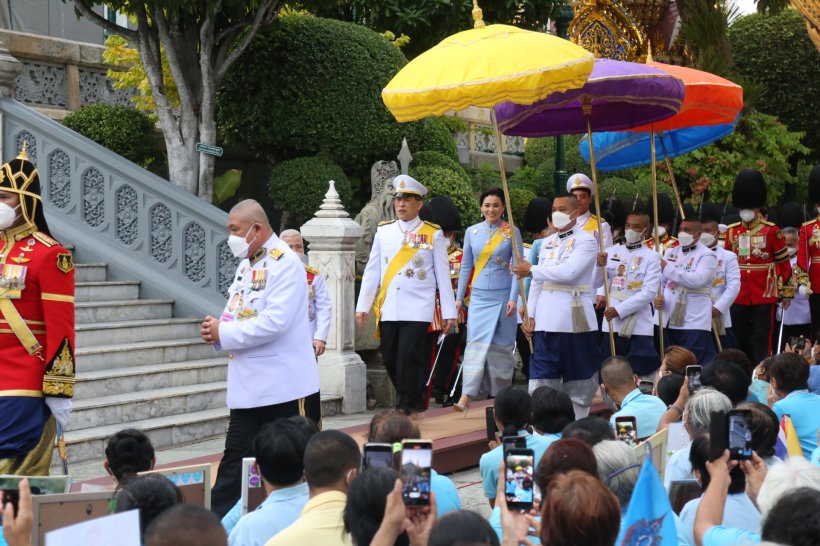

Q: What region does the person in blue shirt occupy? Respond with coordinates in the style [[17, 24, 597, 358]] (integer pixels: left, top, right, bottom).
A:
[[600, 356, 667, 440], [530, 386, 574, 438], [225, 417, 316, 546], [479, 386, 553, 508], [454, 187, 523, 412], [768, 353, 820, 456]]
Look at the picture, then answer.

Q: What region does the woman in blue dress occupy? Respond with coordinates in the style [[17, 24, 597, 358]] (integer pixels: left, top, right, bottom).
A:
[[454, 187, 523, 411]]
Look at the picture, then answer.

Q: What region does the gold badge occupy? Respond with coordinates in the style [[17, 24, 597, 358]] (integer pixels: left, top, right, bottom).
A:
[[417, 269, 427, 280], [413, 255, 424, 267], [56, 252, 74, 274], [11, 256, 30, 264], [404, 268, 415, 278]]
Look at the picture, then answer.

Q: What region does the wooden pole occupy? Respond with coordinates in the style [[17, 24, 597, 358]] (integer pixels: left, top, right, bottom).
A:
[[651, 129, 666, 357]]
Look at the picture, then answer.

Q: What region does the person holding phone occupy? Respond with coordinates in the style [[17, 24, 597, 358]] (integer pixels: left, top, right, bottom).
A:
[[600, 356, 666, 441]]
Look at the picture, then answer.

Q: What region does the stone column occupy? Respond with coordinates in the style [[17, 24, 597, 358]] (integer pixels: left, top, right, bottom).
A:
[[301, 181, 367, 414]]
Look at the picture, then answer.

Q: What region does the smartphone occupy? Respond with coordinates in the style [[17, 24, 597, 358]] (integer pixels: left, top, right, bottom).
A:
[[615, 416, 639, 446], [504, 448, 535, 511], [789, 336, 807, 351], [400, 440, 433, 507], [364, 443, 394, 470], [485, 406, 498, 442], [686, 365, 703, 394], [0, 488, 19, 524], [727, 409, 753, 460], [502, 436, 526, 454], [638, 380, 654, 395]]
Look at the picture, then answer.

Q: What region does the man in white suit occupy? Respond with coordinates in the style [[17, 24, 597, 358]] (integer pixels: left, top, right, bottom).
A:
[[201, 199, 320, 517]]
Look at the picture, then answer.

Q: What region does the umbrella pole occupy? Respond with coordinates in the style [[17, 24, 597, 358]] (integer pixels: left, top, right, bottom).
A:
[[659, 136, 686, 220], [490, 109, 533, 353], [583, 104, 616, 357], [651, 129, 666, 358]]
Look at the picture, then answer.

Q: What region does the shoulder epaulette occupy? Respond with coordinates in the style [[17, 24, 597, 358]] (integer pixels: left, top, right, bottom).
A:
[[802, 218, 818, 227], [423, 221, 441, 229], [668, 236, 679, 242], [523, 243, 532, 249], [378, 220, 396, 226], [269, 248, 284, 260], [727, 222, 741, 229], [304, 264, 320, 275], [33, 231, 58, 247], [761, 220, 775, 226]]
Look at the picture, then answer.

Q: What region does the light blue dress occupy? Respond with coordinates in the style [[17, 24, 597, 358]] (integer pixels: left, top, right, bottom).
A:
[[457, 221, 523, 396]]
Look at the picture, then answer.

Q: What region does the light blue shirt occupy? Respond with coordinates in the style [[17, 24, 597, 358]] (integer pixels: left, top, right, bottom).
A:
[[227, 482, 309, 546], [523, 239, 544, 297], [749, 379, 769, 404], [457, 221, 522, 302], [680, 493, 760, 546], [772, 390, 820, 456], [703, 526, 760, 546], [479, 430, 554, 499], [610, 389, 667, 439], [431, 469, 461, 517], [664, 443, 693, 491]]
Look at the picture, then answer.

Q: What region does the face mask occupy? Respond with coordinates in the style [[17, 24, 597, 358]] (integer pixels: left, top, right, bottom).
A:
[[655, 226, 667, 239], [739, 209, 756, 223], [551, 210, 574, 231], [228, 226, 256, 259], [624, 229, 644, 244], [700, 232, 716, 248], [787, 246, 798, 257], [677, 232, 695, 247], [0, 203, 20, 230]]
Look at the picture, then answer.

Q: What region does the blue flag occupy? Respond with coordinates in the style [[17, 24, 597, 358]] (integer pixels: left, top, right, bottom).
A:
[[618, 457, 677, 546]]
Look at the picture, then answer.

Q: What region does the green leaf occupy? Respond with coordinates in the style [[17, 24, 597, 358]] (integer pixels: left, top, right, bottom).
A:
[[213, 169, 242, 205]]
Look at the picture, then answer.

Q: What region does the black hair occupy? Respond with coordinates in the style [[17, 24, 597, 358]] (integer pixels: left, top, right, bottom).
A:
[[344, 467, 409, 546], [494, 386, 532, 437], [657, 374, 685, 407], [701, 360, 751, 406], [303, 430, 361, 488], [115, 474, 184, 539], [479, 187, 505, 208], [562, 417, 616, 446], [253, 418, 314, 486], [714, 349, 754, 381], [735, 402, 779, 459], [531, 387, 575, 434], [144, 504, 226, 546], [104, 429, 155, 484], [428, 510, 501, 546], [688, 433, 745, 494], [761, 487, 820, 546], [768, 353, 810, 393]]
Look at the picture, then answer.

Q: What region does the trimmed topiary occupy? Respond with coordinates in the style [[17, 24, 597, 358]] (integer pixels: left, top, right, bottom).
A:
[[268, 154, 352, 226], [63, 103, 156, 168]]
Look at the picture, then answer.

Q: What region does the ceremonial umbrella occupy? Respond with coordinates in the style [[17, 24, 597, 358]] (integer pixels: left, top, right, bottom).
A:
[[493, 58, 686, 353], [381, 2, 595, 345]]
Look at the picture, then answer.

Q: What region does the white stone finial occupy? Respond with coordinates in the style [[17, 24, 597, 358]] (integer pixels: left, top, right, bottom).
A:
[[315, 180, 350, 219], [397, 138, 413, 175]]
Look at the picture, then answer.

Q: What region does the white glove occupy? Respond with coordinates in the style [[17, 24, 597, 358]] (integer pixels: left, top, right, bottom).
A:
[[45, 397, 72, 428], [799, 284, 809, 297]]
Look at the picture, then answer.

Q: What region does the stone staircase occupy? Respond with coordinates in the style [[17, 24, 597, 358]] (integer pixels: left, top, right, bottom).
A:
[[54, 260, 343, 469]]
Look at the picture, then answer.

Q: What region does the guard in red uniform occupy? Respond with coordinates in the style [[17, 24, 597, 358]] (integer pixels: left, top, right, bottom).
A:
[[796, 165, 820, 329], [724, 169, 791, 364], [645, 193, 679, 253], [0, 147, 75, 476]]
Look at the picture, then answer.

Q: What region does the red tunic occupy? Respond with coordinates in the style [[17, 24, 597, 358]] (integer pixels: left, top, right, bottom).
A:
[[430, 246, 465, 332], [724, 219, 792, 305], [645, 234, 679, 253], [796, 217, 820, 293]]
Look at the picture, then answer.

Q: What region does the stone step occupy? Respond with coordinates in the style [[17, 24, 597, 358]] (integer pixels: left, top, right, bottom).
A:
[[69, 382, 227, 431], [77, 338, 218, 371], [74, 263, 108, 282], [75, 299, 174, 323], [75, 358, 228, 398], [76, 317, 202, 346], [75, 280, 140, 302]]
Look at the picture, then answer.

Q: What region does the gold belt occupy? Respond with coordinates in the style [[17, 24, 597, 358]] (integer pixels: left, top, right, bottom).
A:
[[739, 263, 774, 270], [811, 257, 820, 263]]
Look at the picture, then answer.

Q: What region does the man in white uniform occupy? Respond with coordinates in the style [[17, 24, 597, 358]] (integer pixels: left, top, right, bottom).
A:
[[700, 203, 741, 351], [356, 175, 456, 412], [201, 200, 320, 516], [280, 229, 332, 357]]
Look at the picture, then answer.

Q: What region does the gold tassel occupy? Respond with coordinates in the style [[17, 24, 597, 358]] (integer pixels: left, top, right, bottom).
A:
[[571, 291, 590, 333], [670, 292, 687, 327], [764, 265, 777, 299]]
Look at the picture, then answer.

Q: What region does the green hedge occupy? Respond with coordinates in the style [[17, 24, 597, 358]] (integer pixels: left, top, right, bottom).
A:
[[63, 104, 156, 167], [507, 187, 537, 228], [409, 165, 478, 226], [411, 150, 466, 176], [268, 155, 352, 226]]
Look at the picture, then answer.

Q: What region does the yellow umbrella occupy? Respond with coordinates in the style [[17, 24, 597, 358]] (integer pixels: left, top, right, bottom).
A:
[[381, 2, 594, 347]]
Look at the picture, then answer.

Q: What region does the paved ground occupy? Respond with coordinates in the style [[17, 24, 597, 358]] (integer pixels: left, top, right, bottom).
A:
[[69, 410, 492, 518]]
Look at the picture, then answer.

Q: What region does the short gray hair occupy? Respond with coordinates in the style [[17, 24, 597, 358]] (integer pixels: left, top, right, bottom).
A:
[[279, 229, 302, 240], [594, 440, 640, 508], [757, 457, 820, 518], [685, 387, 732, 436], [782, 226, 799, 238]]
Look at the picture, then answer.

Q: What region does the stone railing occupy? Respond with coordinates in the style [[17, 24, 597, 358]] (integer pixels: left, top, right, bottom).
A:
[[1, 98, 235, 317], [450, 107, 525, 171], [0, 29, 131, 117]]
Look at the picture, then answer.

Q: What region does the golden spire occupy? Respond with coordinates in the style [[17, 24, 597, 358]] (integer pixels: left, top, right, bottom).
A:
[[473, 0, 485, 29], [18, 141, 28, 161], [646, 40, 653, 63]]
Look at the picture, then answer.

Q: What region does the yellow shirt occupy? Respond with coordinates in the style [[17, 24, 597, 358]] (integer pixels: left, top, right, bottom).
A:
[[264, 490, 352, 546]]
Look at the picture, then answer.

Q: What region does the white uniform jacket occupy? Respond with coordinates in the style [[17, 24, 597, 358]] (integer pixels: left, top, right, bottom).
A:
[[307, 265, 332, 343], [529, 227, 598, 333], [356, 218, 457, 323], [711, 245, 741, 328], [658, 242, 718, 331], [217, 234, 319, 409]]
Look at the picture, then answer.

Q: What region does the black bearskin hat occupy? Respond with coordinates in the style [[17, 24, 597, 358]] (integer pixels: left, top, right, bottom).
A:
[[777, 202, 805, 230], [731, 169, 767, 209], [699, 202, 721, 224], [429, 196, 461, 233], [523, 197, 551, 234], [646, 193, 675, 225]]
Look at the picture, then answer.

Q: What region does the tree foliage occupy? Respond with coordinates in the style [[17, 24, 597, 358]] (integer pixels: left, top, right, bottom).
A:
[[268, 155, 352, 226], [103, 34, 179, 115], [409, 164, 478, 226], [63, 104, 157, 168]]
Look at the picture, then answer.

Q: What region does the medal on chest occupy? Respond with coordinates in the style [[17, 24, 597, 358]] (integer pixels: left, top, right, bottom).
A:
[[0, 263, 27, 298], [250, 269, 267, 291]]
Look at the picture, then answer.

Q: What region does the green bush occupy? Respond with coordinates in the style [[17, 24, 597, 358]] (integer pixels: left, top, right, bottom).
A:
[[268, 155, 352, 225], [63, 104, 156, 167], [598, 177, 637, 202], [729, 10, 820, 161], [524, 138, 554, 168], [523, 134, 593, 190], [509, 164, 554, 198], [469, 163, 502, 194], [506, 187, 537, 228], [409, 165, 478, 226], [412, 150, 465, 176], [219, 15, 457, 179]]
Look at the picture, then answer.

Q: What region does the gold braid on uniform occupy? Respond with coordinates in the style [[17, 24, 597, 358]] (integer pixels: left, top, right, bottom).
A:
[[43, 337, 75, 397], [794, 263, 812, 294]]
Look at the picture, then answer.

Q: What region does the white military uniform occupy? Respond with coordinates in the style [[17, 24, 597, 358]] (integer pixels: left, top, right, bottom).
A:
[[710, 244, 742, 330], [218, 234, 319, 409], [780, 254, 811, 326], [596, 242, 661, 337], [567, 174, 614, 250], [306, 264, 332, 343]]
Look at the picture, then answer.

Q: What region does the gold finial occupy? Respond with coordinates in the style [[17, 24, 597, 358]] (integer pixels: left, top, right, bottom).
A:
[[645, 40, 653, 63], [18, 141, 28, 161], [473, 0, 486, 29]]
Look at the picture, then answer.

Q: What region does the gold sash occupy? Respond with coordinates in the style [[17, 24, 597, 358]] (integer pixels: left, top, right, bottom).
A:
[[0, 298, 43, 357], [373, 223, 438, 333], [465, 223, 508, 305]]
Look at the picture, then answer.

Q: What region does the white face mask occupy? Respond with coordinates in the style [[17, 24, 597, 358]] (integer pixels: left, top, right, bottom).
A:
[[624, 229, 645, 244], [700, 232, 716, 248], [551, 210, 574, 231], [787, 246, 798, 257], [678, 231, 695, 247], [655, 226, 667, 239], [227, 226, 256, 259], [0, 203, 20, 230], [739, 209, 756, 223]]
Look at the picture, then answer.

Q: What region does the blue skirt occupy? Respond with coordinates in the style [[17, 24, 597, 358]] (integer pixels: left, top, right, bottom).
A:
[[666, 329, 717, 366], [599, 334, 660, 376], [530, 331, 600, 382], [462, 289, 517, 397]]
